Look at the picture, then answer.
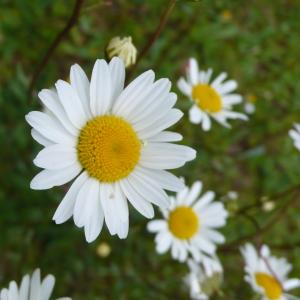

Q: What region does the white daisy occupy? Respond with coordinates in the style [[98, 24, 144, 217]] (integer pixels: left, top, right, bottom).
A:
[[0, 269, 70, 300], [241, 243, 300, 300], [185, 257, 223, 300], [25, 58, 196, 242], [147, 180, 228, 262], [289, 123, 300, 151], [177, 58, 248, 131]]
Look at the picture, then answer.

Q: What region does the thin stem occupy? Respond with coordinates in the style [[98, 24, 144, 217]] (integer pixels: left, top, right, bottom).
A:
[[27, 0, 85, 100], [126, 0, 176, 83]]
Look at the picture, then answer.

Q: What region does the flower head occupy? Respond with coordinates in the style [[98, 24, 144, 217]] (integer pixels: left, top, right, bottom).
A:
[[26, 58, 195, 242], [107, 36, 137, 67], [147, 180, 228, 262], [0, 269, 71, 300], [241, 243, 300, 300], [177, 58, 248, 131]]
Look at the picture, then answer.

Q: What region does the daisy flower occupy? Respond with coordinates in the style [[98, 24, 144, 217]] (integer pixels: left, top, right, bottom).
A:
[[0, 269, 70, 300], [289, 123, 300, 151], [241, 243, 300, 300], [185, 257, 223, 300], [147, 180, 228, 262], [177, 58, 248, 131], [25, 58, 196, 242]]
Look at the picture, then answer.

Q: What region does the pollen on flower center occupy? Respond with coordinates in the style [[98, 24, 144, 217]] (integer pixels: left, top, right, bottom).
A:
[[255, 272, 282, 300], [77, 115, 141, 183], [192, 84, 222, 113], [168, 206, 199, 239]]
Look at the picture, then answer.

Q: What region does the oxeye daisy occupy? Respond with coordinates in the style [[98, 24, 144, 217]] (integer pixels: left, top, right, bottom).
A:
[[0, 269, 70, 300], [185, 257, 223, 300], [241, 243, 300, 300], [147, 180, 228, 262], [25, 58, 196, 242], [289, 123, 300, 151], [177, 58, 248, 131]]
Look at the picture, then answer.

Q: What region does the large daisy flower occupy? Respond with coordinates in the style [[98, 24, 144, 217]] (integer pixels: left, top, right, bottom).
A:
[[289, 123, 300, 151], [241, 243, 300, 300], [0, 269, 70, 300], [177, 58, 248, 131], [147, 180, 228, 262], [185, 257, 223, 300], [25, 58, 196, 242]]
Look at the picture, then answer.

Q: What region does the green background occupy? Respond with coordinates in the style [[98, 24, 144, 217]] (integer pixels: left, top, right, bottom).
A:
[[1, 0, 300, 299]]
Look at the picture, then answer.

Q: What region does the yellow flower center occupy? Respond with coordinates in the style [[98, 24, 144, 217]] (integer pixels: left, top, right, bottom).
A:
[[168, 206, 199, 239], [255, 272, 282, 300], [77, 115, 141, 183], [192, 84, 222, 113]]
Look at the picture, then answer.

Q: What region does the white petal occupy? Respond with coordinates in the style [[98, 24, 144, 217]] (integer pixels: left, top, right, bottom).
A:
[[33, 144, 77, 170], [90, 59, 112, 116], [211, 72, 227, 88], [41, 275, 55, 300], [193, 191, 215, 211], [140, 142, 196, 169], [185, 181, 202, 205], [147, 131, 182, 142], [53, 172, 88, 224], [188, 58, 199, 85], [30, 164, 81, 190], [120, 178, 154, 218], [108, 57, 125, 103], [19, 275, 30, 300], [133, 166, 184, 192], [26, 111, 75, 145], [129, 79, 172, 124], [189, 105, 203, 124], [283, 279, 300, 291], [70, 64, 92, 118], [112, 70, 155, 116], [201, 113, 211, 131], [55, 80, 87, 129], [128, 171, 170, 208], [85, 185, 104, 242], [218, 80, 237, 95], [29, 269, 41, 300], [177, 77, 192, 96], [31, 129, 52, 147], [73, 178, 100, 228], [38, 89, 78, 135], [147, 220, 167, 232], [137, 109, 183, 140]]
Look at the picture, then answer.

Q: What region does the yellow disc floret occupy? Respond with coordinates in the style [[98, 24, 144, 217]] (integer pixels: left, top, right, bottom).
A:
[[255, 272, 282, 300], [168, 206, 199, 239], [77, 115, 141, 183], [192, 84, 222, 113]]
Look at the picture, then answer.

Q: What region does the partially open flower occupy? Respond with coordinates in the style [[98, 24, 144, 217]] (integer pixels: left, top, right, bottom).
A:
[[107, 36, 137, 67]]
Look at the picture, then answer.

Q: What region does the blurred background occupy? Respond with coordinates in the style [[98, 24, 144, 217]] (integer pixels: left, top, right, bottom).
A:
[[1, 0, 300, 299]]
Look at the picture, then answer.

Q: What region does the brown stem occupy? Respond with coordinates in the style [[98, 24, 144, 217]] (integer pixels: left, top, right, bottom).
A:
[[221, 189, 299, 251], [126, 0, 176, 83], [27, 0, 85, 100]]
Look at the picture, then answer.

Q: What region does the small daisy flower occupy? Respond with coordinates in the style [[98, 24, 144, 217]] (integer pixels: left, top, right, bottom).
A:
[[289, 123, 300, 151], [26, 58, 196, 242], [0, 269, 70, 300], [185, 257, 223, 300], [107, 36, 137, 67], [241, 243, 300, 300], [177, 58, 248, 131], [147, 180, 228, 262]]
